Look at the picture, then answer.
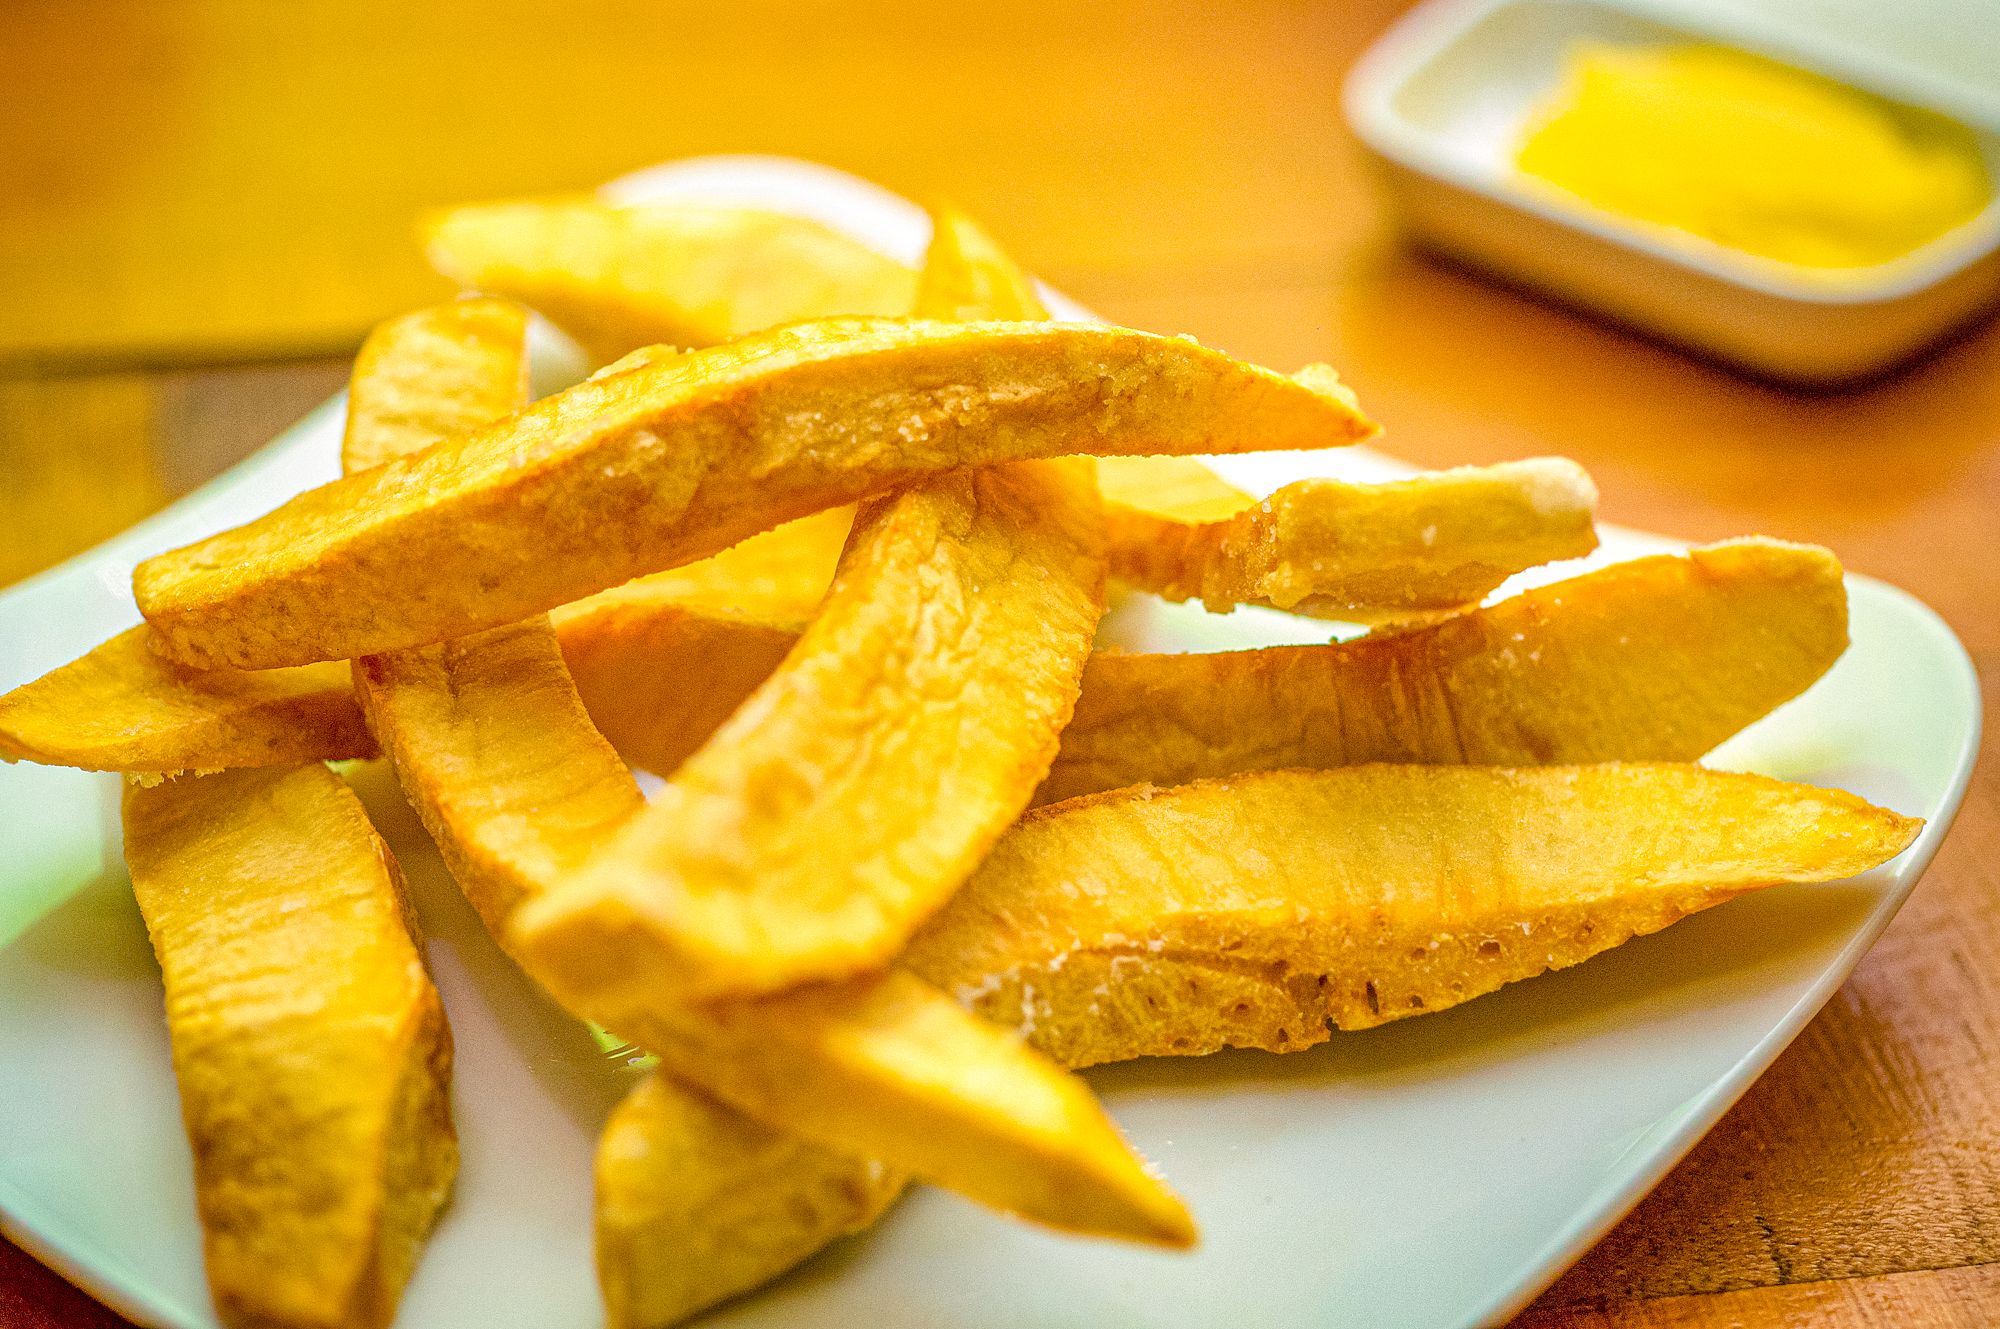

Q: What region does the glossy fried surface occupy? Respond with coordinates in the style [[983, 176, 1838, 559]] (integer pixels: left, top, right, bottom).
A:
[[906, 764, 1920, 1068], [135, 318, 1373, 670], [124, 766, 454, 1329], [1106, 458, 1598, 620], [596, 1072, 906, 1329], [1039, 538, 1849, 804], [424, 197, 918, 361]]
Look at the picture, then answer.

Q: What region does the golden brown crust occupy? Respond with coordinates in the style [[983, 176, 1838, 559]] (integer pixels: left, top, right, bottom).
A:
[[1105, 459, 1599, 620], [123, 766, 455, 1329], [342, 299, 530, 475], [905, 764, 1921, 1068], [1037, 537, 1850, 804], [133, 318, 1373, 670], [596, 1072, 907, 1329], [0, 627, 371, 773], [423, 197, 918, 361]]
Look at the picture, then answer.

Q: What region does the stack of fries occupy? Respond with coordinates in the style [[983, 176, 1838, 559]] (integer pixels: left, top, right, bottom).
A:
[[0, 198, 1919, 1329]]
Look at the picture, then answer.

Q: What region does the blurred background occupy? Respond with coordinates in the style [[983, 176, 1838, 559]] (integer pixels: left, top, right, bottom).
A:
[[3, 0, 1995, 587], [3, 2, 2000, 1326]]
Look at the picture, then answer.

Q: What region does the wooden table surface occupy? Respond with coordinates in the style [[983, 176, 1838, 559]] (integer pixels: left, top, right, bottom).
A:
[[3, 2, 1996, 1325]]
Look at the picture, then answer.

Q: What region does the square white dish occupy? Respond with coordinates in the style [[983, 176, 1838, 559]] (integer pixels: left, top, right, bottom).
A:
[[1344, 0, 2000, 385], [0, 156, 1981, 1329]]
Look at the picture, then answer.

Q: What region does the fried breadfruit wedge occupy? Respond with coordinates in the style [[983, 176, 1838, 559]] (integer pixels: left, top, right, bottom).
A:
[[123, 765, 454, 1329], [344, 304, 1191, 1251], [1107, 459, 1598, 621], [423, 197, 919, 362], [596, 1072, 908, 1329], [516, 208, 1109, 999], [1037, 537, 1849, 804], [904, 764, 1921, 1068], [561, 538, 1846, 795], [431, 198, 1291, 603], [136, 317, 1374, 671], [0, 628, 370, 772]]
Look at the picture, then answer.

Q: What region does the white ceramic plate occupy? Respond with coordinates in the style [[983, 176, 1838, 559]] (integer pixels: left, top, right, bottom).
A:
[[0, 157, 1979, 1329]]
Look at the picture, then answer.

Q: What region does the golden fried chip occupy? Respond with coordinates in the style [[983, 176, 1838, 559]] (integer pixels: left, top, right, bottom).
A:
[[135, 317, 1373, 670], [0, 627, 369, 773], [1038, 538, 1848, 803], [434, 200, 1270, 574], [596, 1072, 907, 1329], [518, 210, 1109, 999], [341, 298, 530, 475], [1107, 459, 1598, 620], [123, 766, 454, 1329], [905, 764, 1920, 1068], [423, 197, 918, 362], [345, 305, 1191, 1248]]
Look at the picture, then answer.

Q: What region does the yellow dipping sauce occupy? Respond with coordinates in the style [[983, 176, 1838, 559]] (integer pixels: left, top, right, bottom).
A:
[[1516, 42, 1991, 268]]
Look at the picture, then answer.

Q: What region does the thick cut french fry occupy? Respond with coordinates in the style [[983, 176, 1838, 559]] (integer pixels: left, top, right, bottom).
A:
[[0, 627, 369, 773], [1106, 460, 1598, 620], [596, 1073, 907, 1329], [423, 197, 918, 361], [123, 766, 455, 1329], [904, 765, 1921, 1069], [135, 317, 1373, 670], [520, 210, 1109, 999], [345, 304, 1192, 1250], [341, 298, 530, 475], [434, 200, 1281, 594], [1038, 538, 1848, 803]]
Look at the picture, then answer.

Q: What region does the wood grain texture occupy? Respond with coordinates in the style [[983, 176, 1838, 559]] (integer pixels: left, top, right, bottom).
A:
[[4, 2, 1998, 1326], [0, 360, 349, 587], [1518, 1264, 2000, 1328]]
